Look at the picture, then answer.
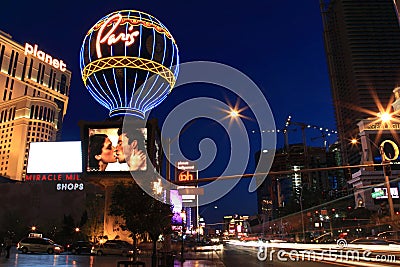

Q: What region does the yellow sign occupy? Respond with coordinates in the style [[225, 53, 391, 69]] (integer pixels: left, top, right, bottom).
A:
[[380, 140, 400, 161]]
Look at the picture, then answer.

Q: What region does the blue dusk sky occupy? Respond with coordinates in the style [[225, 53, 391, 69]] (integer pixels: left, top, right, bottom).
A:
[[0, 1, 336, 222]]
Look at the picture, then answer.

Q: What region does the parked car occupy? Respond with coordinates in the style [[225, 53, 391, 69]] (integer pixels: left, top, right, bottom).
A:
[[17, 237, 64, 254], [66, 241, 93, 254], [91, 242, 133, 256], [104, 240, 132, 248]]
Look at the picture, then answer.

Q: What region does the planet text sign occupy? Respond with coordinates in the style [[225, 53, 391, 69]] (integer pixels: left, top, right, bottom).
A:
[[175, 161, 198, 182], [24, 43, 67, 72]]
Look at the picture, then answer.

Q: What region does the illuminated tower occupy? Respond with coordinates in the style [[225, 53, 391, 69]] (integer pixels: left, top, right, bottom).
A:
[[320, 0, 400, 166], [0, 30, 71, 180]]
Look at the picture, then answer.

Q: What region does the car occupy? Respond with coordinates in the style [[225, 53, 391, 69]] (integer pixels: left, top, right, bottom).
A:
[[377, 231, 400, 241], [104, 240, 132, 247], [349, 237, 400, 245], [66, 241, 93, 254], [91, 242, 133, 256], [311, 232, 336, 244], [17, 237, 64, 254]]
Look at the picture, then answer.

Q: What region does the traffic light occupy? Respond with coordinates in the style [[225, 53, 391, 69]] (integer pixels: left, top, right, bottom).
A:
[[384, 164, 392, 176], [380, 202, 388, 216]]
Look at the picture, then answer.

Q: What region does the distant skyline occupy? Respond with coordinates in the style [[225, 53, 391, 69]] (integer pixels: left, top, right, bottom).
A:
[[0, 1, 337, 220]]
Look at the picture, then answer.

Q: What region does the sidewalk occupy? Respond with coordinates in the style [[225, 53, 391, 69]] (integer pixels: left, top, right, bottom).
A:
[[136, 249, 225, 267]]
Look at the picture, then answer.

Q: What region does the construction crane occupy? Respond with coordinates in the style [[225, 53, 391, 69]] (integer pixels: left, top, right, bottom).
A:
[[280, 115, 337, 152], [251, 115, 337, 152]]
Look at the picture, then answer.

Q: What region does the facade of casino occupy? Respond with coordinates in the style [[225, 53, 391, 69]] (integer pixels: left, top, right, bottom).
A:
[[0, 30, 71, 181]]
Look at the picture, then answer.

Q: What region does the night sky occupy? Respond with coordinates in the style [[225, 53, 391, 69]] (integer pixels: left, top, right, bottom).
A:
[[0, 1, 337, 222]]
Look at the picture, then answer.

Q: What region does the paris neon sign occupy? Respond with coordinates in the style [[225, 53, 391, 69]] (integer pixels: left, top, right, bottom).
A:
[[96, 13, 140, 58]]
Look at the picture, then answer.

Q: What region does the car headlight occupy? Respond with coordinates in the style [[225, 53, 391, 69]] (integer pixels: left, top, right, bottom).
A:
[[55, 247, 61, 250]]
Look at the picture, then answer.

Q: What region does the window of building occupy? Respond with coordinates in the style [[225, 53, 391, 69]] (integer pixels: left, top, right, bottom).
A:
[[0, 45, 5, 70], [7, 50, 14, 75], [21, 57, 27, 81], [28, 59, 33, 79], [12, 52, 18, 77], [37, 63, 42, 83]]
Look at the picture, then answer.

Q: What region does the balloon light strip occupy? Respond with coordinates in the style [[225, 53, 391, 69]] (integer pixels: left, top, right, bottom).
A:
[[88, 12, 176, 44], [81, 56, 176, 88]]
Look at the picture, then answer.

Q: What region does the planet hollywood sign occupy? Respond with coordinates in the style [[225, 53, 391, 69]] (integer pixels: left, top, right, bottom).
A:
[[24, 43, 67, 72], [175, 161, 198, 182], [25, 173, 84, 191]]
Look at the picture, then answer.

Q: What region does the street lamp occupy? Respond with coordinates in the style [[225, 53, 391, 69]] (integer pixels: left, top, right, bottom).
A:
[[299, 187, 306, 243], [180, 209, 186, 263]]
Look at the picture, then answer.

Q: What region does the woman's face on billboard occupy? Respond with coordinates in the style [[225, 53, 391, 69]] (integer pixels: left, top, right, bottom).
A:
[[99, 137, 117, 164]]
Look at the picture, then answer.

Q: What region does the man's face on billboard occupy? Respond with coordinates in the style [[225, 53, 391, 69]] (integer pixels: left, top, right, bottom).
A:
[[115, 133, 131, 163]]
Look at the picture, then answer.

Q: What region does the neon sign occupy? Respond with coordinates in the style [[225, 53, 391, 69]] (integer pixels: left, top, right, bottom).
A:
[[96, 14, 140, 58], [178, 171, 195, 182], [175, 161, 198, 182], [24, 43, 67, 72], [80, 10, 179, 118], [380, 140, 400, 161]]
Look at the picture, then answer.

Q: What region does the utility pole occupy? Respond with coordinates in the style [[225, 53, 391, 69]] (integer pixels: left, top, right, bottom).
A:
[[380, 145, 395, 221]]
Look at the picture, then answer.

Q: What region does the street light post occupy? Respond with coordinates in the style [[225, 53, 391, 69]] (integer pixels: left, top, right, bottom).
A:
[[299, 187, 306, 243], [379, 145, 395, 221], [180, 209, 186, 263]]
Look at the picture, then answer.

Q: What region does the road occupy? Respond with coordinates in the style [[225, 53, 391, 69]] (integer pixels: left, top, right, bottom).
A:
[[0, 248, 130, 267], [2, 243, 400, 267]]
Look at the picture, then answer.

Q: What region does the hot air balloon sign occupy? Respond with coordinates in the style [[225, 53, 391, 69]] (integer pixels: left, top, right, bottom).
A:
[[80, 10, 179, 119]]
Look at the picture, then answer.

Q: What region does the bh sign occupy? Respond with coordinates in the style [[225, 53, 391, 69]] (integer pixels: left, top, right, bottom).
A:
[[175, 161, 197, 182]]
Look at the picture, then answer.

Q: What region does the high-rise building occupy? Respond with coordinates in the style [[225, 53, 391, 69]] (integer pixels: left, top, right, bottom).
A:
[[320, 0, 400, 166], [256, 144, 346, 220], [0, 30, 71, 180]]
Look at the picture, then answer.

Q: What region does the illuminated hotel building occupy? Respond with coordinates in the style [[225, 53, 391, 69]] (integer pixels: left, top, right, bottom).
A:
[[320, 0, 400, 166], [0, 30, 71, 181]]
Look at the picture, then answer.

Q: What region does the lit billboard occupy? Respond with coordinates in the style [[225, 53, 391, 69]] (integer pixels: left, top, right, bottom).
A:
[[27, 141, 82, 173], [86, 126, 147, 172], [170, 189, 183, 225], [373, 187, 399, 199]]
